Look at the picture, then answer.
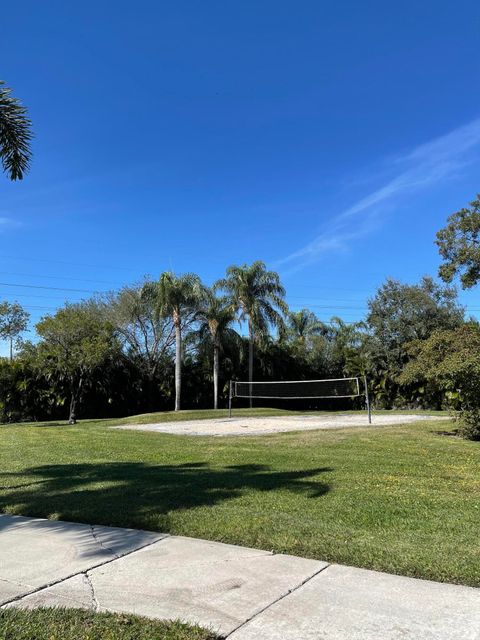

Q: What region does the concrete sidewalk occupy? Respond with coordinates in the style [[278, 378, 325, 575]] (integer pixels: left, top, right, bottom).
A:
[[1, 514, 479, 639]]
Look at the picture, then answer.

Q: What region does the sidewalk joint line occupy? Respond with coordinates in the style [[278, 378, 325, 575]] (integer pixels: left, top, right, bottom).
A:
[[0, 533, 170, 608], [223, 562, 331, 639]]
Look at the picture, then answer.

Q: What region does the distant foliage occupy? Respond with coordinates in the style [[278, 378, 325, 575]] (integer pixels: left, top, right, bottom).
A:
[[0, 301, 30, 360], [437, 194, 480, 289], [31, 304, 121, 423], [400, 324, 480, 440], [365, 277, 464, 409]]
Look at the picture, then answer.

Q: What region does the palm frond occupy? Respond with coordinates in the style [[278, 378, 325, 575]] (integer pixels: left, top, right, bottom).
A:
[[220, 261, 288, 339], [0, 81, 32, 180]]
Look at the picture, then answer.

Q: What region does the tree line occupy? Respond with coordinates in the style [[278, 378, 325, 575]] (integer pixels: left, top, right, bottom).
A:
[[0, 252, 478, 438]]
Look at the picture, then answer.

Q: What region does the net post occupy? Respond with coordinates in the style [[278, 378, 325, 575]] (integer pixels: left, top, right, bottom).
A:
[[363, 375, 372, 424], [228, 380, 233, 418]]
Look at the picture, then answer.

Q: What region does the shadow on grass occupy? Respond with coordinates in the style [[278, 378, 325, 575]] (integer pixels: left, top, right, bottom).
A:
[[432, 429, 460, 437], [0, 462, 331, 533]]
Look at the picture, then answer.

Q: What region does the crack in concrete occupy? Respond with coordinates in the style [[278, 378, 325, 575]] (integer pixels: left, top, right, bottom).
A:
[[0, 534, 170, 609], [83, 571, 99, 611], [223, 562, 331, 639]]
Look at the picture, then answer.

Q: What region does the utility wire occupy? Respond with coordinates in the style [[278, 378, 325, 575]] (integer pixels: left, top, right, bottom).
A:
[[0, 271, 120, 285], [0, 281, 103, 294]]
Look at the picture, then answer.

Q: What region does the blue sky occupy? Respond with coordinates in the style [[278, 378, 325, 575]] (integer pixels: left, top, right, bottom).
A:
[[1, 1, 480, 350]]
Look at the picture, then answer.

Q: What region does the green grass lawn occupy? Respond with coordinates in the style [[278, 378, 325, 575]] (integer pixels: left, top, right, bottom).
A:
[[0, 409, 478, 587], [0, 608, 217, 640]]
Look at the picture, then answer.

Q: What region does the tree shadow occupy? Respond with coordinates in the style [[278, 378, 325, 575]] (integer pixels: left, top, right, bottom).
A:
[[0, 462, 331, 533], [432, 429, 460, 437]]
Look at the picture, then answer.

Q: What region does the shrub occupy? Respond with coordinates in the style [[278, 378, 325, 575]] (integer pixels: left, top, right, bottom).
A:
[[400, 324, 480, 440], [459, 409, 480, 440]]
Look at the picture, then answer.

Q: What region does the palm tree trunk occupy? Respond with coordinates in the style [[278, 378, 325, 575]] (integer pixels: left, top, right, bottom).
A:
[[213, 337, 219, 410], [68, 384, 77, 424], [68, 395, 77, 424], [68, 376, 83, 424], [248, 319, 254, 408], [174, 317, 182, 411]]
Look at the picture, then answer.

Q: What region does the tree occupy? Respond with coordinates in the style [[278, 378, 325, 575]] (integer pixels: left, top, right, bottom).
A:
[[99, 285, 178, 411], [142, 272, 202, 411], [0, 301, 29, 361], [326, 317, 368, 377], [34, 304, 119, 423], [400, 324, 480, 439], [0, 80, 32, 180], [217, 261, 288, 405], [103, 284, 175, 379], [195, 287, 238, 409], [436, 194, 480, 289], [286, 309, 326, 344], [366, 277, 464, 407], [367, 277, 463, 360], [284, 309, 329, 373]]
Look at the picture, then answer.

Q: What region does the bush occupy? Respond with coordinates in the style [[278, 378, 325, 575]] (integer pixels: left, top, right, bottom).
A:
[[400, 324, 480, 440], [459, 410, 480, 440]]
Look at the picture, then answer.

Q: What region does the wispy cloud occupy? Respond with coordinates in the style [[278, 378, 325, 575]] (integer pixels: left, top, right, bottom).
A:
[[276, 117, 480, 273], [0, 217, 21, 231]]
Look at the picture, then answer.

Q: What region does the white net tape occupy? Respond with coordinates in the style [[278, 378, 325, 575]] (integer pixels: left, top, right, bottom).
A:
[[233, 377, 361, 399]]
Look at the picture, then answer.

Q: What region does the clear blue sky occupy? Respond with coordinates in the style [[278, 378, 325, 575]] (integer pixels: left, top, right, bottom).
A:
[[2, 0, 480, 348]]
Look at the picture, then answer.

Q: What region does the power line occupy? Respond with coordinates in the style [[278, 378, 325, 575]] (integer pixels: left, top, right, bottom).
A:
[[0, 275, 373, 300], [0, 271, 120, 286], [0, 289, 478, 313], [0, 254, 144, 272], [0, 281, 103, 294], [289, 303, 368, 310], [0, 252, 297, 271], [0, 293, 86, 302]]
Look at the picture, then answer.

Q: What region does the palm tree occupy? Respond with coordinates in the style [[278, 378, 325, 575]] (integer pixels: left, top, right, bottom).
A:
[[327, 316, 367, 375], [195, 287, 238, 409], [217, 261, 288, 405], [0, 80, 32, 180], [142, 272, 202, 411], [287, 309, 327, 344]]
